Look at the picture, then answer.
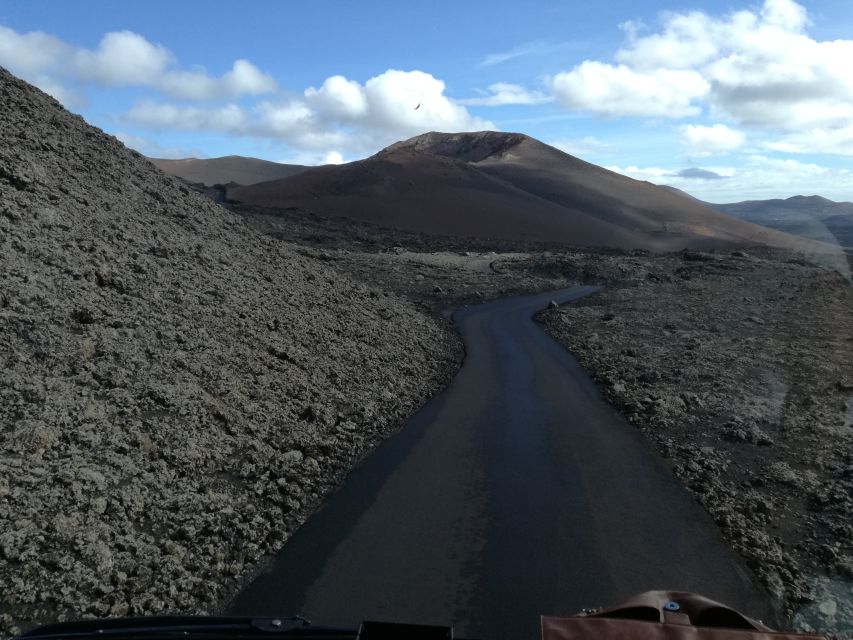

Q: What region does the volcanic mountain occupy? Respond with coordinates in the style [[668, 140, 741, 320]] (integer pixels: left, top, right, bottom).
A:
[[150, 155, 308, 186], [226, 131, 823, 253], [709, 195, 853, 250]]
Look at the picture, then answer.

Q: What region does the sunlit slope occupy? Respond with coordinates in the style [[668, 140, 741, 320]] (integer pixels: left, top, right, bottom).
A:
[[151, 155, 308, 186]]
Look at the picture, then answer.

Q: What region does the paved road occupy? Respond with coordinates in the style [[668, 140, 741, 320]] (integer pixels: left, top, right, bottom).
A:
[[227, 286, 772, 638]]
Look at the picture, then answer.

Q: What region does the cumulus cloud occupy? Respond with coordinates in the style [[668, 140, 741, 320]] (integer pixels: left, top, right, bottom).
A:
[[615, 13, 721, 70], [277, 150, 348, 166], [0, 23, 489, 160], [360, 69, 490, 134], [127, 102, 249, 132], [550, 0, 853, 146], [761, 0, 809, 31], [681, 124, 745, 156], [0, 25, 276, 103], [304, 75, 369, 120], [125, 69, 494, 155], [459, 82, 549, 106], [551, 61, 708, 117], [0, 25, 70, 76], [157, 59, 277, 101], [73, 31, 173, 86], [764, 125, 853, 156]]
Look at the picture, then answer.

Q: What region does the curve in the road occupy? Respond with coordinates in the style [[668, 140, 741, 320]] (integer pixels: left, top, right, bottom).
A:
[[226, 286, 772, 639]]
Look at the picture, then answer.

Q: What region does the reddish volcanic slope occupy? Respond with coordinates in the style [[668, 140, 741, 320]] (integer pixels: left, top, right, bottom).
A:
[[227, 131, 829, 252]]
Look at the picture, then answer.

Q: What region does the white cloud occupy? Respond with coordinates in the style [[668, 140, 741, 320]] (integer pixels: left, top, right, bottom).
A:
[[304, 75, 369, 120], [551, 0, 853, 144], [616, 13, 721, 70], [550, 61, 709, 117], [157, 59, 277, 101], [761, 0, 808, 31], [681, 124, 745, 156], [220, 59, 277, 96], [459, 82, 549, 106], [124, 69, 494, 156], [126, 102, 249, 132], [361, 69, 490, 134], [73, 30, 173, 86], [0, 25, 70, 76], [256, 100, 315, 136], [765, 125, 853, 156], [323, 151, 345, 164], [0, 25, 276, 103]]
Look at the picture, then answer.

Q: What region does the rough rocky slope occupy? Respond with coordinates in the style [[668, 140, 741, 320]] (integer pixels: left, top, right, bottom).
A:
[[538, 250, 852, 636], [0, 68, 458, 634]]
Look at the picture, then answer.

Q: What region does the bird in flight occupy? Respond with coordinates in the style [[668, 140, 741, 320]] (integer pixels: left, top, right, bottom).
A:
[[414, 102, 421, 110]]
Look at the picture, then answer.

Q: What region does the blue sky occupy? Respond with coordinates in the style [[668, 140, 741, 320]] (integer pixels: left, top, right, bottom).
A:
[[1, 0, 852, 202]]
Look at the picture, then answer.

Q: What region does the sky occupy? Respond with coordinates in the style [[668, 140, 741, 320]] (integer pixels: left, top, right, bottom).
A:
[[1, 0, 852, 203]]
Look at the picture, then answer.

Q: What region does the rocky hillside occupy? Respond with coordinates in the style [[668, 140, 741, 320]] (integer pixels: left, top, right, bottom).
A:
[[0, 68, 457, 633]]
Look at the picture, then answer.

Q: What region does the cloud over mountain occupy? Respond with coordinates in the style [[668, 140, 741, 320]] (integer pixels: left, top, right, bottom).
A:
[[126, 69, 494, 155], [548, 0, 853, 156]]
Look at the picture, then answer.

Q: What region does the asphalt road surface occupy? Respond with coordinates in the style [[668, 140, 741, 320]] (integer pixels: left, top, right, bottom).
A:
[[227, 286, 772, 638]]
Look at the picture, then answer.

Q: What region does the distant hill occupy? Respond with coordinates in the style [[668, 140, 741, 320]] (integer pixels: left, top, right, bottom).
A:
[[150, 155, 308, 186], [227, 131, 828, 254], [707, 196, 853, 250]]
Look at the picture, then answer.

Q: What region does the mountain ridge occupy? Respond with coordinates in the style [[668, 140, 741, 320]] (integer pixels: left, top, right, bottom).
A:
[[150, 155, 308, 186], [705, 194, 853, 250]]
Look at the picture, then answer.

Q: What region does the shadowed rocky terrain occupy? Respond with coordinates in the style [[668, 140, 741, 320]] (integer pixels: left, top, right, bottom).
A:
[[0, 68, 459, 634]]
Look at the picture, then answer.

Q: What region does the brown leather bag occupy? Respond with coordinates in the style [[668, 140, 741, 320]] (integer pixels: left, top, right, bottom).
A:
[[541, 591, 827, 639]]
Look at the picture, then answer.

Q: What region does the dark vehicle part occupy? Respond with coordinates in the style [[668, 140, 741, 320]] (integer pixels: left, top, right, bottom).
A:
[[13, 617, 455, 640], [14, 592, 827, 640]]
